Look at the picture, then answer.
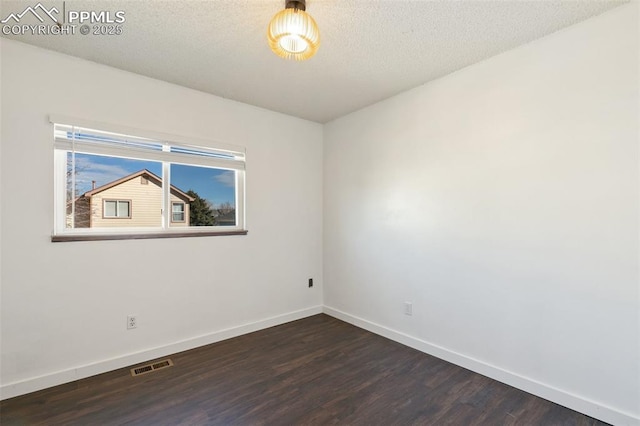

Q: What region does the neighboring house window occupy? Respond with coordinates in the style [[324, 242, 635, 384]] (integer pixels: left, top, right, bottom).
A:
[[52, 115, 246, 241], [104, 200, 131, 218], [172, 202, 185, 222]]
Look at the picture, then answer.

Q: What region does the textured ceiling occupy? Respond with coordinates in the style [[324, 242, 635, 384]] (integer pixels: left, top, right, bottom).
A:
[[0, 0, 627, 123]]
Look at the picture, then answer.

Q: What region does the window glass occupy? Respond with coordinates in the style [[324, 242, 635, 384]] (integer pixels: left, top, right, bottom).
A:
[[65, 152, 161, 228], [118, 201, 130, 217], [170, 164, 237, 227], [104, 200, 117, 217]]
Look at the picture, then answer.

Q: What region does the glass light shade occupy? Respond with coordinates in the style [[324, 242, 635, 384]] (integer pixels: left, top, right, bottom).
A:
[[267, 8, 320, 61]]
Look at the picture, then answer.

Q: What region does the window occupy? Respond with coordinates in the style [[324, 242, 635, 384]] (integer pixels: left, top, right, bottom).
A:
[[172, 202, 185, 222], [52, 115, 246, 241], [104, 200, 131, 218]]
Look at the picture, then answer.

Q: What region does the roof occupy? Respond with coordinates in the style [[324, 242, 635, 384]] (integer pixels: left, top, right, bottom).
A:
[[81, 169, 195, 202]]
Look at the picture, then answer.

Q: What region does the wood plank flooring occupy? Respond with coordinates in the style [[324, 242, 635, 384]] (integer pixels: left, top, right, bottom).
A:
[[0, 314, 609, 425]]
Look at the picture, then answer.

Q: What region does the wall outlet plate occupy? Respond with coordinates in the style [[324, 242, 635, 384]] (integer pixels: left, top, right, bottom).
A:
[[127, 315, 137, 329], [404, 302, 413, 316]]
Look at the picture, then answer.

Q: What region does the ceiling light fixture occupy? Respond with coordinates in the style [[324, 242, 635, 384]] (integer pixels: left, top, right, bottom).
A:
[[267, 0, 320, 61]]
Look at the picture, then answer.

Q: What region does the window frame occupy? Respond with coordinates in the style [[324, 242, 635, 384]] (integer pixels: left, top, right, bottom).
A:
[[171, 202, 186, 223], [51, 115, 247, 242], [103, 199, 132, 219]]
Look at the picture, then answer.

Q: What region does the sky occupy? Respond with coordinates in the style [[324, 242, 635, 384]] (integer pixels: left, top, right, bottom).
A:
[[70, 153, 236, 208]]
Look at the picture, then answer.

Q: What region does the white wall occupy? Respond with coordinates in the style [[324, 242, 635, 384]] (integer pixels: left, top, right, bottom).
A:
[[0, 39, 323, 397], [324, 3, 638, 425]]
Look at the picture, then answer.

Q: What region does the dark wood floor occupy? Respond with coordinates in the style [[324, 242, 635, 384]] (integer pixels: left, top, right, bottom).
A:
[[1, 314, 608, 425]]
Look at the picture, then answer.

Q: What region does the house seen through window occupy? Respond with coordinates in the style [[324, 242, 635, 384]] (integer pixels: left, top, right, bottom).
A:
[[53, 118, 246, 239]]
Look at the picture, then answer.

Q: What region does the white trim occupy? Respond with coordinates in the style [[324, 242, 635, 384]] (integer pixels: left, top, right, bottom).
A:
[[53, 149, 67, 232], [49, 114, 245, 155], [235, 169, 246, 229], [162, 159, 171, 229], [322, 306, 640, 426], [0, 306, 322, 401], [53, 138, 246, 171]]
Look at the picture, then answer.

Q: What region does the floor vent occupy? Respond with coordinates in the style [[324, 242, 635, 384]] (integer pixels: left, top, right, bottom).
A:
[[130, 359, 174, 377]]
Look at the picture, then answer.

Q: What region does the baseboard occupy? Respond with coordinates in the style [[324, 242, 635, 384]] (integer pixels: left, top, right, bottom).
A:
[[323, 306, 639, 426], [0, 305, 323, 401]]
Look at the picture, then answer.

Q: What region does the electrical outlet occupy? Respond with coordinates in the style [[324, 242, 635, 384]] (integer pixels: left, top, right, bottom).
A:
[[308, 278, 313, 288], [404, 302, 413, 316], [127, 315, 137, 330]]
